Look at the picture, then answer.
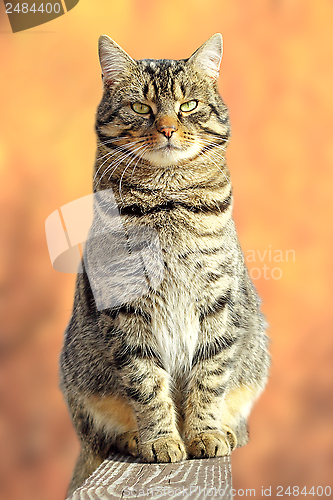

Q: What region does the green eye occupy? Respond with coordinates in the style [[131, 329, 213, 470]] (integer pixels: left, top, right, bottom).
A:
[[132, 102, 151, 114], [180, 100, 198, 112]]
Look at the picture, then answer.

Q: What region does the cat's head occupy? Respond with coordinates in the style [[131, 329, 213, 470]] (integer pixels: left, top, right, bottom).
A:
[[96, 34, 230, 168]]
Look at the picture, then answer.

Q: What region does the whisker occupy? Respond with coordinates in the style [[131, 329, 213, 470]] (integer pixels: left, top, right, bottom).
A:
[[98, 136, 147, 149], [130, 145, 150, 183], [200, 149, 231, 189], [93, 149, 126, 185], [118, 144, 149, 202], [204, 146, 228, 164], [96, 140, 149, 189], [94, 139, 150, 185], [93, 154, 117, 185], [105, 151, 134, 180], [94, 150, 133, 188], [96, 139, 144, 161], [197, 137, 228, 152]]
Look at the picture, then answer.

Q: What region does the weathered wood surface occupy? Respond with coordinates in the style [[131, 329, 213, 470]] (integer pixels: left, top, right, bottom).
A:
[[68, 454, 232, 500]]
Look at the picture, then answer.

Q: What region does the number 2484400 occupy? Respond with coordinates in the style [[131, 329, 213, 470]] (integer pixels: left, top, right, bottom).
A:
[[5, 3, 61, 13], [276, 486, 331, 496]]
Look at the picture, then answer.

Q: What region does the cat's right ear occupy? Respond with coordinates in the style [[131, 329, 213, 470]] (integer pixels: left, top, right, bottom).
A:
[[98, 36, 135, 86], [187, 33, 223, 81]]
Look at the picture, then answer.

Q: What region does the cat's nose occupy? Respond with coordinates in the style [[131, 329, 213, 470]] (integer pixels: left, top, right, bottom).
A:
[[160, 127, 176, 138], [156, 117, 178, 138]]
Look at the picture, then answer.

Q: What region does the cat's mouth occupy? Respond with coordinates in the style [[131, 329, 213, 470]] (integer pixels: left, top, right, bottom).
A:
[[157, 142, 181, 154], [136, 137, 203, 167]]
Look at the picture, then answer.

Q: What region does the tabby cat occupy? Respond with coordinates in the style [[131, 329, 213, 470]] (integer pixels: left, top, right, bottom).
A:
[[60, 33, 270, 496]]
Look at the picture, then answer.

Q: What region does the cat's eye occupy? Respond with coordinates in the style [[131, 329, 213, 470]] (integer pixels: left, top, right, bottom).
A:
[[180, 100, 198, 112], [132, 102, 151, 114]]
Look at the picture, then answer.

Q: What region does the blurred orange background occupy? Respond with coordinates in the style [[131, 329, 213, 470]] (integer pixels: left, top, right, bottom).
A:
[[1, 1, 333, 499]]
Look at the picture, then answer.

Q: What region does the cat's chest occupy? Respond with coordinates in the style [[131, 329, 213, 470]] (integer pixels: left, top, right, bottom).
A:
[[151, 287, 200, 376], [148, 248, 208, 375], [135, 210, 230, 375]]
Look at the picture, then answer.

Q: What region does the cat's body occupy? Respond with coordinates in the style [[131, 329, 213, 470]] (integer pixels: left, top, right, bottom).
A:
[[60, 34, 270, 496]]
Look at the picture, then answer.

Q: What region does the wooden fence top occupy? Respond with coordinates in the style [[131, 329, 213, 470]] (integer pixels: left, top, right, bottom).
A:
[[68, 453, 232, 500]]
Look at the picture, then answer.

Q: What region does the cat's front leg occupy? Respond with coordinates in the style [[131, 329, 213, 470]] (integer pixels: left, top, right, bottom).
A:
[[183, 352, 238, 458], [120, 360, 187, 463]]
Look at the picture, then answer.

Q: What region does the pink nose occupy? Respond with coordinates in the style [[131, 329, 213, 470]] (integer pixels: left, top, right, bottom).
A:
[[159, 126, 176, 138], [156, 117, 178, 138]]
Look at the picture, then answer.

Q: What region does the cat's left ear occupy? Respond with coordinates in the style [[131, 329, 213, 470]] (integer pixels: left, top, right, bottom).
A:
[[187, 33, 223, 81], [98, 35, 136, 86]]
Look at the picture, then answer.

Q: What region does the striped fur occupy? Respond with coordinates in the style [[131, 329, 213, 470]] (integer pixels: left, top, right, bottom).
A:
[[60, 34, 270, 496]]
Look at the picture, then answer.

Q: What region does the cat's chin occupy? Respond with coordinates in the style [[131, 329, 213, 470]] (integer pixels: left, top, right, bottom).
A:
[[142, 143, 202, 168]]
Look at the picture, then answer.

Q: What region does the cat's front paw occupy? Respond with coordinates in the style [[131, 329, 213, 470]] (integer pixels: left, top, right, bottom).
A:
[[140, 436, 187, 463], [187, 432, 232, 458]]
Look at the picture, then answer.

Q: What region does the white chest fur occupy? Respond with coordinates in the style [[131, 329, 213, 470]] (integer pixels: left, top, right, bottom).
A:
[[151, 287, 199, 377]]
